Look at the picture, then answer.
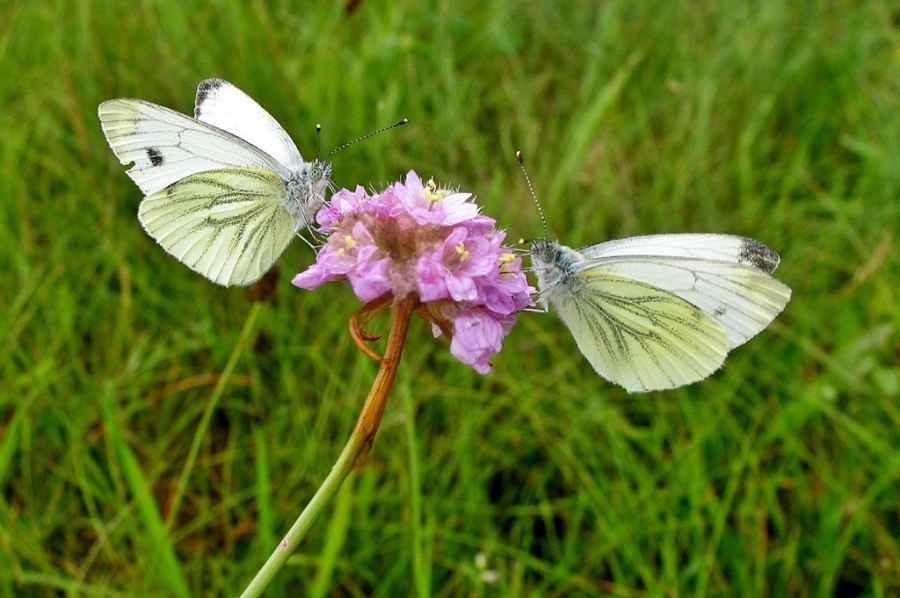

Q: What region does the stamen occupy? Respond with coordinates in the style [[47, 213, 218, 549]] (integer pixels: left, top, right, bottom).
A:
[[498, 253, 516, 273], [455, 241, 469, 262], [423, 178, 444, 203]]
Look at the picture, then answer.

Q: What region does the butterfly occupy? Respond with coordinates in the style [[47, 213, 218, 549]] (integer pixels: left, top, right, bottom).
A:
[[98, 78, 333, 287], [516, 153, 792, 393], [530, 234, 792, 393]]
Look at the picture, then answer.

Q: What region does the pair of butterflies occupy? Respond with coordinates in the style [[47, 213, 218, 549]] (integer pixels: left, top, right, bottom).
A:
[[98, 79, 791, 393]]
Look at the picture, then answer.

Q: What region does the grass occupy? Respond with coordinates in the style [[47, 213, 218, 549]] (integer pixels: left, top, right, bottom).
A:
[[2, 0, 899, 595]]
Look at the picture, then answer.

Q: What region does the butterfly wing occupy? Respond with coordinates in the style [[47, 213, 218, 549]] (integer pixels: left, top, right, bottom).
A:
[[193, 78, 305, 169], [579, 233, 781, 273], [589, 257, 791, 349], [577, 235, 791, 348], [138, 168, 297, 286], [98, 98, 289, 196], [553, 268, 729, 393]]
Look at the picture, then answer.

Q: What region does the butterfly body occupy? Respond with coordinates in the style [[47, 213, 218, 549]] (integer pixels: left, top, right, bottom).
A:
[[99, 78, 330, 286], [530, 234, 791, 393]]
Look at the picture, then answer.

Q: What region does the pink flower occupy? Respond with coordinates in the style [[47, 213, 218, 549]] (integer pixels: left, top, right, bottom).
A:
[[293, 171, 534, 373], [392, 173, 480, 226]]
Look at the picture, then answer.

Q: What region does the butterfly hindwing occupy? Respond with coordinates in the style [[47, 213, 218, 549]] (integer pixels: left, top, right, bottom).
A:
[[139, 168, 297, 286], [554, 267, 729, 392]]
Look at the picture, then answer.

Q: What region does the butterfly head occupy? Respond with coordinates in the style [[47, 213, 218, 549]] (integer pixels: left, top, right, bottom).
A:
[[529, 238, 559, 266], [306, 159, 333, 195], [530, 238, 581, 310], [283, 160, 333, 224]]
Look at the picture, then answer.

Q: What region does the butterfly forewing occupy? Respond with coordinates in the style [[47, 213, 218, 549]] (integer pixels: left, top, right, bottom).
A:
[[579, 234, 782, 274], [139, 168, 296, 286], [99, 98, 287, 196], [193, 79, 305, 169], [555, 268, 729, 392]]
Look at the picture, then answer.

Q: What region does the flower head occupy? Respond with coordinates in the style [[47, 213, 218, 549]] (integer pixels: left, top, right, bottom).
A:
[[293, 171, 534, 373]]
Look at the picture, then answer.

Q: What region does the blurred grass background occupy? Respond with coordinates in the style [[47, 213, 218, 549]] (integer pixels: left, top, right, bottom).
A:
[[2, 0, 899, 596]]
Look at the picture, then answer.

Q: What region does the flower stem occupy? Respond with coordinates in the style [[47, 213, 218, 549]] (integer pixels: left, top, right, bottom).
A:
[[240, 295, 417, 598]]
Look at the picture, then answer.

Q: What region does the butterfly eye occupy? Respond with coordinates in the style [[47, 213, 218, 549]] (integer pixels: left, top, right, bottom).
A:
[[309, 165, 323, 181]]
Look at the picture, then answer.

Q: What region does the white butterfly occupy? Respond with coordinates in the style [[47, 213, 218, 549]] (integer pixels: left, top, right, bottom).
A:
[[530, 234, 792, 393], [98, 78, 332, 287]]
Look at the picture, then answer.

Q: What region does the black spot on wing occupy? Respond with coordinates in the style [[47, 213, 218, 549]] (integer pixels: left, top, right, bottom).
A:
[[194, 78, 226, 118], [146, 147, 164, 167], [738, 238, 780, 273]]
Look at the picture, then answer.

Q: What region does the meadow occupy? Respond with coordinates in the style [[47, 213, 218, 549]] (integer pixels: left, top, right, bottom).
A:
[[1, 0, 899, 596]]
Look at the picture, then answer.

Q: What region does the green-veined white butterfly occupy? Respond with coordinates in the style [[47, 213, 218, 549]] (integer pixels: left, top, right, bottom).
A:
[[99, 78, 403, 287], [520, 154, 792, 393]]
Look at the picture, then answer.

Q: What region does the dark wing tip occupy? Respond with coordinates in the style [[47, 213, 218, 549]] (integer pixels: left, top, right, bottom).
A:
[[738, 238, 781, 273], [195, 78, 228, 116]]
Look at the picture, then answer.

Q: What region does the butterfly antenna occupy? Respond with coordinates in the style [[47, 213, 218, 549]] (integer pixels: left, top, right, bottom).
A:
[[316, 124, 323, 160], [323, 119, 408, 160], [517, 151, 549, 240]]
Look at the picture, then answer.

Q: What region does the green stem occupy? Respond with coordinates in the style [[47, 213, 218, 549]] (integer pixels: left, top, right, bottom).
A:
[[240, 295, 416, 598]]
